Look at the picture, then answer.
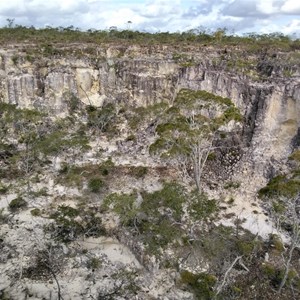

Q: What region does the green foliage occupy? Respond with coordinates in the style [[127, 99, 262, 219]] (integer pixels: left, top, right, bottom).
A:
[[141, 182, 186, 221], [0, 103, 43, 124], [129, 166, 148, 178], [268, 234, 285, 252], [262, 263, 277, 278], [102, 182, 218, 257], [272, 200, 286, 214], [50, 205, 79, 219], [99, 158, 115, 175], [289, 150, 300, 162], [9, 196, 27, 212], [34, 129, 90, 157], [11, 55, 18, 65], [86, 103, 116, 132], [64, 92, 80, 114], [58, 160, 113, 188], [86, 257, 102, 270], [149, 88, 241, 160], [172, 52, 195, 67], [127, 102, 168, 130], [188, 191, 218, 221], [175, 88, 233, 108], [258, 174, 300, 198], [236, 238, 259, 256], [47, 205, 105, 243], [102, 192, 137, 225], [0, 208, 8, 224], [139, 218, 183, 254], [180, 271, 217, 300], [30, 208, 41, 217], [0, 183, 9, 194], [0, 289, 10, 300], [224, 181, 241, 189], [29, 187, 49, 197], [0, 25, 298, 54], [261, 263, 298, 289], [88, 177, 103, 193], [125, 134, 137, 142], [102, 182, 189, 255]]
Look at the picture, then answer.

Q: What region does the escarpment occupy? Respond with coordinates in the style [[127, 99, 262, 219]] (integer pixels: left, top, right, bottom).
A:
[[1, 42, 300, 300], [1, 45, 299, 173]]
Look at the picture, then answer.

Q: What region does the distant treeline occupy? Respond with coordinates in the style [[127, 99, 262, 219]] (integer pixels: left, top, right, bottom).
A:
[[1, 21, 300, 51]]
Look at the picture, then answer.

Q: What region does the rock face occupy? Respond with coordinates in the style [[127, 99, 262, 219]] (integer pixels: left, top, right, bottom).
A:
[[1, 43, 300, 299], [1, 45, 299, 167]]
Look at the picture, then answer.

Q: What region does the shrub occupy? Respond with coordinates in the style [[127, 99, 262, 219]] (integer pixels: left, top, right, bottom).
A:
[[86, 103, 116, 132], [102, 193, 137, 225], [0, 208, 8, 224], [129, 166, 148, 178], [0, 184, 8, 194], [88, 177, 103, 193], [258, 174, 300, 198], [9, 197, 27, 212], [47, 205, 105, 243], [125, 134, 137, 142], [180, 271, 217, 300], [30, 208, 41, 216], [289, 150, 300, 162], [86, 257, 102, 270], [268, 234, 284, 252], [141, 182, 186, 221], [224, 181, 241, 189], [188, 191, 218, 221]]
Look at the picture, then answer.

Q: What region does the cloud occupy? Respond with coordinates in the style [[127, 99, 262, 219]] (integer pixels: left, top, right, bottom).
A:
[[140, 0, 181, 18], [223, 0, 268, 18], [256, 0, 281, 15], [281, 0, 300, 14], [0, 0, 299, 36]]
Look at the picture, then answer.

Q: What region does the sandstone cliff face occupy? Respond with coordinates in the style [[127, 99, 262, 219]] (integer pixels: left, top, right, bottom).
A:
[[0, 45, 299, 174]]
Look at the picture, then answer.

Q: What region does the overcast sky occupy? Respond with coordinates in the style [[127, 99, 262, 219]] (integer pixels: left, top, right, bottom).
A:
[[0, 0, 300, 36]]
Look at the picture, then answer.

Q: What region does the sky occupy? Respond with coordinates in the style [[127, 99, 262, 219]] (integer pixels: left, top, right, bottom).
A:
[[0, 0, 300, 36]]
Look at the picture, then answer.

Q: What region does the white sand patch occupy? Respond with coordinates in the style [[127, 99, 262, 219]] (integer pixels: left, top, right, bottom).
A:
[[0, 193, 17, 209], [76, 237, 141, 267]]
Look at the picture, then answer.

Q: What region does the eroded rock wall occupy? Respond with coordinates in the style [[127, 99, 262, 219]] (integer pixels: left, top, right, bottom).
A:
[[0, 45, 300, 172]]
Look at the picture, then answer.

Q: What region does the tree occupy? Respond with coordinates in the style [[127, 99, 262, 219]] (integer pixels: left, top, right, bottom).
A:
[[149, 89, 242, 192], [6, 18, 15, 29], [259, 171, 300, 293], [270, 195, 300, 293]]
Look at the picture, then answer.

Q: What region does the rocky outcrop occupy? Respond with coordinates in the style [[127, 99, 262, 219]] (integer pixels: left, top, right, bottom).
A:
[[0, 45, 300, 172]]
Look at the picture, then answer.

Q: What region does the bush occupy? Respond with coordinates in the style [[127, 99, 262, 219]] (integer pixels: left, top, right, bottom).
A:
[[0, 184, 8, 194], [9, 197, 27, 212], [130, 166, 148, 178], [47, 205, 106, 243], [86, 257, 102, 270], [88, 177, 103, 193], [180, 271, 217, 300], [30, 208, 41, 216], [258, 174, 300, 198], [188, 191, 218, 221], [102, 192, 137, 225], [86, 103, 116, 132]]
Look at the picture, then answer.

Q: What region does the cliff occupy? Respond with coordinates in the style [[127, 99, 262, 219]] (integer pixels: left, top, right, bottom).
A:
[[1, 42, 300, 299], [1, 44, 300, 174]]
